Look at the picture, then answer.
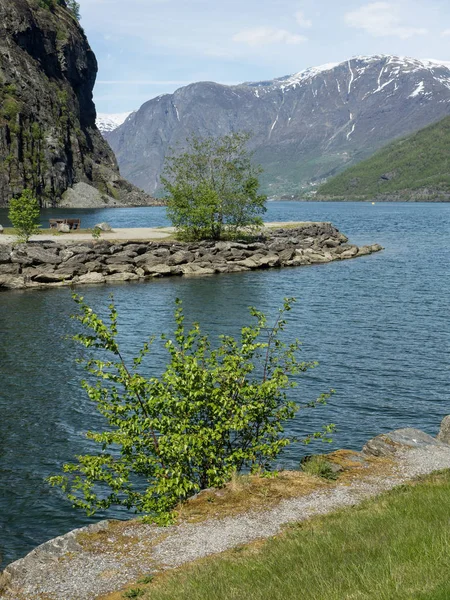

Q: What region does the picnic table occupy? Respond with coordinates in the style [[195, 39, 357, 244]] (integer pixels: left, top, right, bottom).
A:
[[49, 218, 81, 231]]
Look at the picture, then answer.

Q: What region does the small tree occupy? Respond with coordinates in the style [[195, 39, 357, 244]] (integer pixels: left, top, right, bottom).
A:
[[162, 132, 267, 240], [8, 189, 41, 242], [65, 0, 81, 20], [48, 295, 334, 524]]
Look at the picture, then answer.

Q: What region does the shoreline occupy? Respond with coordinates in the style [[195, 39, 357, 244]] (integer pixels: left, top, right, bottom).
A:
[[1, 421, 449, 599], [0, 222, 383, 291]]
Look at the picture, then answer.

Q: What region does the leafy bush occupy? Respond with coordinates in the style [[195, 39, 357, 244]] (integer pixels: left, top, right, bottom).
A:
[[8, 189, 41, 242], [49, 296, 334, 524], [162, 132, 266, 240]]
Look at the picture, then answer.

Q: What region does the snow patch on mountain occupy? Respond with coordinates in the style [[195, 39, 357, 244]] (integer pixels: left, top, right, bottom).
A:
[[96, 112, 133, 134]]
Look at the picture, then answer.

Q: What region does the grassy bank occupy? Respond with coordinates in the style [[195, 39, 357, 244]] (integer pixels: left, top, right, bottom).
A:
[[115, 470, 450, 600]]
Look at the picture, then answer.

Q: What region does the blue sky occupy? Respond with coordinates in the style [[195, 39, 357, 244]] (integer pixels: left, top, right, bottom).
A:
[[79, 0, 450, 113]]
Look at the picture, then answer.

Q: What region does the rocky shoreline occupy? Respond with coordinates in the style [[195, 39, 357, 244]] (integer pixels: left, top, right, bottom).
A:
[[0, 223, 382, 291]]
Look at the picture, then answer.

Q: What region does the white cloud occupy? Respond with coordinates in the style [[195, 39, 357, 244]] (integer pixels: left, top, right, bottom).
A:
[[442, 29, 450, 37], [345, 2, 428, 39], [232, 27, 307, 46], [295, 10, 312, 28]]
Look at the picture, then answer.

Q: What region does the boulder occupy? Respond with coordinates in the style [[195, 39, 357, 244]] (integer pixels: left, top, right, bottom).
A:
[[235, 257, 259, 269], [77, 272, 106, 284], [32, 272, 69, 283], [357, 246, 372, 256], [363, 428, 446, 457], [169, 250, 194, 265], [0, 224, 3, 234], [0, 263, 19, 275], [144, 264, 172, 276], [10, 249, 33, 266], [57, 223, 70, 233], [180, 264, 215, 276], [0, 246, 12, 264], [437, 416, 450, 444], [105, 264, 136, 275], [105, 272, 139, 283], [25, 246, 62, 265], [94, 222, 113, 232], [69, 245, 94, 255], [0, 275, 25, 289], [278, 248, 295, 263]]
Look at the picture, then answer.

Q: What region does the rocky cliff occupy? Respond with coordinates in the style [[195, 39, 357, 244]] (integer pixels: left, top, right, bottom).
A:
[[105, 55, 450, 197], [0, 0, 157, 208]]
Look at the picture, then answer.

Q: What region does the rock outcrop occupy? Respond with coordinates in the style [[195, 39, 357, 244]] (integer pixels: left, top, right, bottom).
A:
[[0, 223, 383, 290], [0, 0, 158, 207]]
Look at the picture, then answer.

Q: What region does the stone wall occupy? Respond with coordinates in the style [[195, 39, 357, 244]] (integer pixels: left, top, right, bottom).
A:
[[0, 223, 383, 291]]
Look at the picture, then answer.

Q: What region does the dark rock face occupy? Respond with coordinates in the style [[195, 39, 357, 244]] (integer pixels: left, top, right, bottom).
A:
[[0, 0, 157, 207], [0, 223, 383, 290], [106, 55, 450, 197]]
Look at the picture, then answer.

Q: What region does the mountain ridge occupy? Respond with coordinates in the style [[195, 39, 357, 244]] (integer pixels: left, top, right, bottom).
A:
[[105, 54, 450, 198]]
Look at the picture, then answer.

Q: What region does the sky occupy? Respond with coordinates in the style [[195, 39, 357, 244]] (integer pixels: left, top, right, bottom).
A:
[[78, 0, 450, 114]]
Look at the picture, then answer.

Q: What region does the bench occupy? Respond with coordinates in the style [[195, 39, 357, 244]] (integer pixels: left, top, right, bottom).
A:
[[49, 218, 81, 231]]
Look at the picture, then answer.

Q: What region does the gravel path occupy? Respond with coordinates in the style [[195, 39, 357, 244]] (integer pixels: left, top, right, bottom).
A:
[[0, 222, 315, 245], [2, 441, 450, 600]]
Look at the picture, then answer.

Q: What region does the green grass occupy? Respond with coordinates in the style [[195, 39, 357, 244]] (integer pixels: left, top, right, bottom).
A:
[[139, 470, 450, 600], [318, 116, 450, 199]]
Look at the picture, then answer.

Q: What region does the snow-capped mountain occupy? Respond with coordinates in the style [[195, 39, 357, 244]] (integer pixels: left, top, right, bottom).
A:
[[96, 112, 133, 134], [105, 55, 450, 196]]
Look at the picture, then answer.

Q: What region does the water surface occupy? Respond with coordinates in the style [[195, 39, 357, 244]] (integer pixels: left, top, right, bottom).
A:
[[1, 201, 449, 568]]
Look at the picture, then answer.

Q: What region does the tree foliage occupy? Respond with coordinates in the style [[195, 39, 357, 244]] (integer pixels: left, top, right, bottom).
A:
[[38, 0, 81, 20], [48, 295, 334, 524], [162, 132, 267, 240], [8, 189, 41, 242]]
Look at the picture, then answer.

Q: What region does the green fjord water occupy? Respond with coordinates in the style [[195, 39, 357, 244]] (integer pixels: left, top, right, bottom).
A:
[[0, 201, 449, 568]]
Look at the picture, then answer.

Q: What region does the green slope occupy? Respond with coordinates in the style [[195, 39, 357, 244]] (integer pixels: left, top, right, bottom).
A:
[[317, 116, 450, 200]]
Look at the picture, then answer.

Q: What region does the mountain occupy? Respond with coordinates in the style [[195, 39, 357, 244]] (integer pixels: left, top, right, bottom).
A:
[[97, 112, 133, 134], [105, 55, 450, 197], [0, 0, 157, 208], [317, 116, 450, 200]]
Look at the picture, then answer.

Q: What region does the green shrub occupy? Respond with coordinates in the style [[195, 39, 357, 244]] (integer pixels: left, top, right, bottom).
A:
[[48, 296, 334, 524], [8, 189, 41, 242], [301, 455, 339, 480]]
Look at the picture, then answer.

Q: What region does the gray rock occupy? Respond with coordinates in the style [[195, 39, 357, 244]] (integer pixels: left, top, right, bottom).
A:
[[180, 264, 215, 276], [169, 250, 195, 265], [105, 272, 139, 283], [78, 272, 106, 284], [144, 263, 172, 276], [0, 224, 3, 234], [0, 275, 25, 289], [437, 416, 450, 444], [25, 246, 62, 265], [0, 246, 12, 264], [95, 222, 113, 232], [69, 245, 94, 255], [363, 428, 446, 457], [0, 263, 19, 275], [57, 223, 70, 233], [105, 264, 136, 275], [278, 248, 295, 262]]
